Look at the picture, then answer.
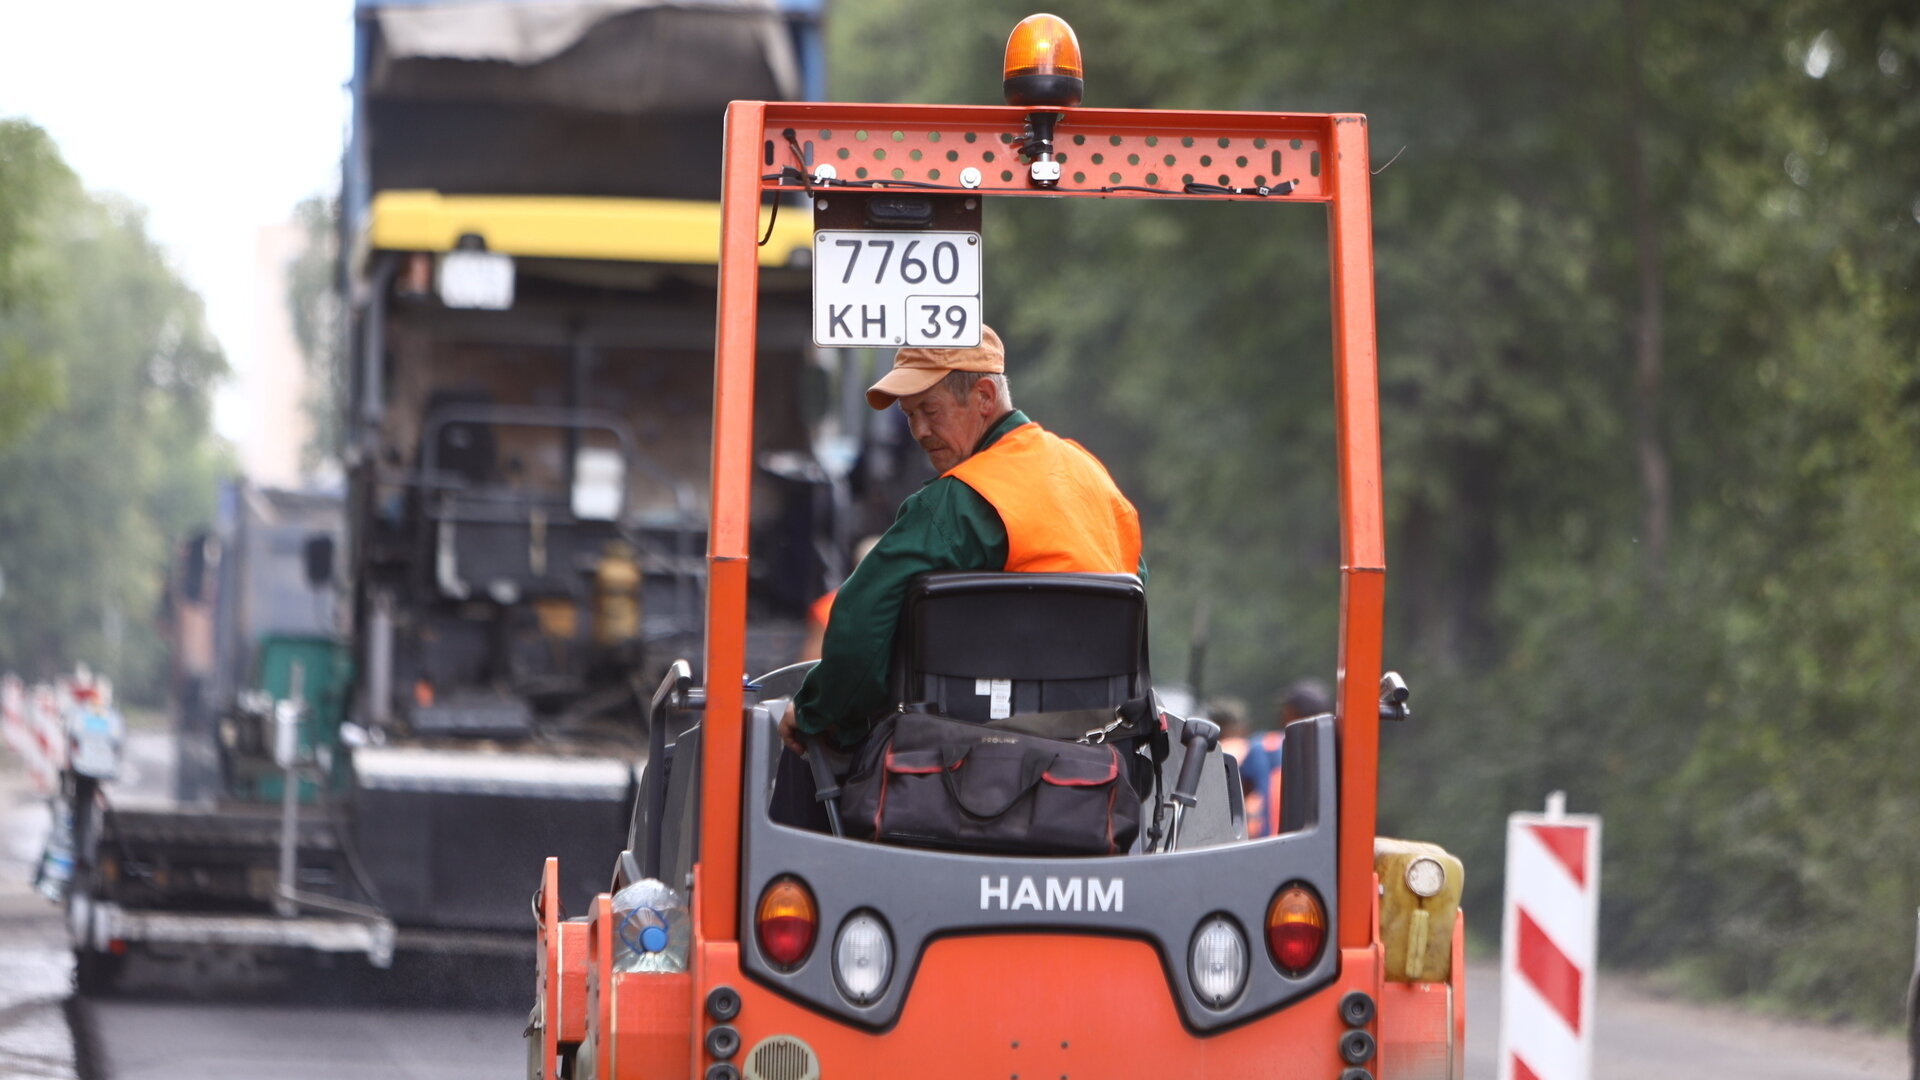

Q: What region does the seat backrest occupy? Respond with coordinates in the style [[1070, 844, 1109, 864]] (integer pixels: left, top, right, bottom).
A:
[[422, 389, 499, 486], [893, 572, 1148, 721]]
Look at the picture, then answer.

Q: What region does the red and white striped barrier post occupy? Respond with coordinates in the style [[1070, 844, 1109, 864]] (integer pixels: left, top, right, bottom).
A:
[[27, 682, 66, 793], [1498, 791, 1600, 1080], [0, 675, 26, 766]]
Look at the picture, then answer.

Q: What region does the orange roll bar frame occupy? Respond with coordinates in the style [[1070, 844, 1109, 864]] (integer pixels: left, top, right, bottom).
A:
[[701, 101, 1385, 950]]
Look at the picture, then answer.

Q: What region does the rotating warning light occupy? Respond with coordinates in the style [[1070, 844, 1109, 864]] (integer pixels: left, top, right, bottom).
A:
[[1003, 14, 1084, 107]]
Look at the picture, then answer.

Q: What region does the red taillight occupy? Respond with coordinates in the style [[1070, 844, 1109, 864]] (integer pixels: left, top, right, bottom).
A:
[[1266, 884, 1327, 974], [756, 876, 817, 968]]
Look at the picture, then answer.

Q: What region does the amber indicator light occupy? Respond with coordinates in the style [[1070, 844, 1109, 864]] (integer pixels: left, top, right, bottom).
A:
[[1003, 14, 1084, 107]]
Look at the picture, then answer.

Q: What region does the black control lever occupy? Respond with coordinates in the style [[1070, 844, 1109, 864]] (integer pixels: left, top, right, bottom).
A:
[[1379, 671, 1411, 722], [804, 735, 845, 838], [1166, 717, 1221, 851]]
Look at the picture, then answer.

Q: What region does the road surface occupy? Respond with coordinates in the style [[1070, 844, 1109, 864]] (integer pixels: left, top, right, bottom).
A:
[[0, 761, 79, 1080], [1462, 955, 1903, 1078], [76, 970, 527, 1080], [12, 731, 528, 1080], [4, 734, 1910, 1079]]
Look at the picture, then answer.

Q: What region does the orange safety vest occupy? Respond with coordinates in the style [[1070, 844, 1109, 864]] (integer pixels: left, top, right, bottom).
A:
[[946, 421, 1142, 574], [808, 589, 837, 631]]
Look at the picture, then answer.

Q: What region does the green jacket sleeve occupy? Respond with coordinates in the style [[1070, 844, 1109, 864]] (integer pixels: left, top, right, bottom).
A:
[[791, 477, 1009, 745]]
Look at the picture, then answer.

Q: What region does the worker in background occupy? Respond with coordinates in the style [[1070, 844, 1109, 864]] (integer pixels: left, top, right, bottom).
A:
[[798, 536, 882, 662], [780, 325, 1146, 754], [1208, 696, 1250, 767], [1205, 696, 1254, 827], [1241, 678, 1330, 839]]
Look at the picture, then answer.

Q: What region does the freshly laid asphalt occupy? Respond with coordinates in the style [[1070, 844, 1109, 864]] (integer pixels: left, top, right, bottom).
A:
[[4, 736, 526, 1080]]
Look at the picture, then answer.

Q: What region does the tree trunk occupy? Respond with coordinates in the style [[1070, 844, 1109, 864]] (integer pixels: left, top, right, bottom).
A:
[[1625, 0, 1670, 579]]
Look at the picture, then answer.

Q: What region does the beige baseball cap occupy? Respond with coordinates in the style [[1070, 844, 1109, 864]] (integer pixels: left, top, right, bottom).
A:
[[865, 325, 1005, 410]]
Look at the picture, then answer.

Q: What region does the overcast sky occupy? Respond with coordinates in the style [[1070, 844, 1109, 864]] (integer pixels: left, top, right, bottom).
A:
[[0, 0, 355, 441]]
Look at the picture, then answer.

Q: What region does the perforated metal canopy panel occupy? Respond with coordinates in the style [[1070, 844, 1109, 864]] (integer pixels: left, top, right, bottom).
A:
[[755, 104, 1337, 203]]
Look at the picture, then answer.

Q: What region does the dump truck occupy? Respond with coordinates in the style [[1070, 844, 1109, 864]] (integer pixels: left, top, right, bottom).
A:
[[526, 14, 1466, 1080]]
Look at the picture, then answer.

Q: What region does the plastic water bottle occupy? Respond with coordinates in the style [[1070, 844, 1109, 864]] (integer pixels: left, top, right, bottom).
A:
[[34, 800, 74, 903], [611, 878, 689, 973]]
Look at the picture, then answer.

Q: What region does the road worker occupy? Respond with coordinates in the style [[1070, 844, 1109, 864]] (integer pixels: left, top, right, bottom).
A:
[[1241, 678, 1330, 838], [797, 535, 882, 662], [780, 325, 1146, 753]]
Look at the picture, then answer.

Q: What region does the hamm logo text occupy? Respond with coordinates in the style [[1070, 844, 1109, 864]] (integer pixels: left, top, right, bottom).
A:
[[980, 875, 1123, 912]]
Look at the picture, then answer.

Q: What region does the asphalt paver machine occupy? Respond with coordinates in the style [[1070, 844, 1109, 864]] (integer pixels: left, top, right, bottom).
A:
[[527, 15, 1466, 1079], [335, 0, 880, 945]]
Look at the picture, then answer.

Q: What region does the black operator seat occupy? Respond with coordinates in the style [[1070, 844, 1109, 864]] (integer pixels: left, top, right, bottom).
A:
[[763, 572, 1155, 838], [892, 572, 1150, 720], [422, 389, 499, 487]]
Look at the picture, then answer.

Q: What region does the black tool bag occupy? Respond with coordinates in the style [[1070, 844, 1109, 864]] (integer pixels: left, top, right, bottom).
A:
[[839, 710, 1141, 855]]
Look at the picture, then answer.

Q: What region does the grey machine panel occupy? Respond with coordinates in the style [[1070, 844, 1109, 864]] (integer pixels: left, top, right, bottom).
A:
[[735, 707, 1340, 1032]]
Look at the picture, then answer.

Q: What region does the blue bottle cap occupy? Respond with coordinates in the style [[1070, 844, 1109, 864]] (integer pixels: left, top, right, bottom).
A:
[[640, 925, 669, 953]]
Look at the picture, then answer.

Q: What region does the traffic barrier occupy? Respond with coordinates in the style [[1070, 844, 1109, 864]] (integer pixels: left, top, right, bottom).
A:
[[30, 681, 67, 793], [0, 675, 26, 770], [1498, 791, 1599, 1080], [1, 672, 96, 794]]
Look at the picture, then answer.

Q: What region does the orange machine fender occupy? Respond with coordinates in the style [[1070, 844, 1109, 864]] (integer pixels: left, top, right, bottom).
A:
[[583, 879, 694, 1080], [1453, 908, 1467, 1078], [584, 894, 613, 1080], [533, 858, 585, 1078], [1375, 907, 1468, 1079], [532, 859, 594, 1077], [662, 937, 1388, 1080]]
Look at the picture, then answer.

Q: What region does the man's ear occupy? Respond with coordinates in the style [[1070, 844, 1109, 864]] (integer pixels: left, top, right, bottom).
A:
[[974, 376, 996, 415]]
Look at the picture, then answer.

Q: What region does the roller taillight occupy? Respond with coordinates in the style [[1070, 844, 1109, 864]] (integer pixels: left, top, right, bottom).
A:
[[756, 876, 818, 969], [1266, 883, 1328, 974]]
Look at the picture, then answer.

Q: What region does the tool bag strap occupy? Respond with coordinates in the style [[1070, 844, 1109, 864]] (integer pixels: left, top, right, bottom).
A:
[[967, 694, 1155, 744], [935, 743, 1056, 819]]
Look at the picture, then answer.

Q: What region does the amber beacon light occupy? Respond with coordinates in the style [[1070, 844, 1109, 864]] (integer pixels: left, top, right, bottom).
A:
[[1003, 14, 1084, 108]]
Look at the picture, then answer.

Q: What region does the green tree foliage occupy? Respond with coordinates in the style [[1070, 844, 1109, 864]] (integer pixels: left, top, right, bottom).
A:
[[0, 120, 71, 445], [0, 118, 229, 702], [832, 0, 1920, 1019]]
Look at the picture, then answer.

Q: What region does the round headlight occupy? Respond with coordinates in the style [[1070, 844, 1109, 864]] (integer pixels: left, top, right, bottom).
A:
[[833, 912, 892, 1004], [1188, 916, 1248, 1008], [1406, 856, 1446, 898]]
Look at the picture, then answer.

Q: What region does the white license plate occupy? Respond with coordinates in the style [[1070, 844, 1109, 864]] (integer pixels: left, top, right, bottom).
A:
[[812, 230, 982, 348]]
